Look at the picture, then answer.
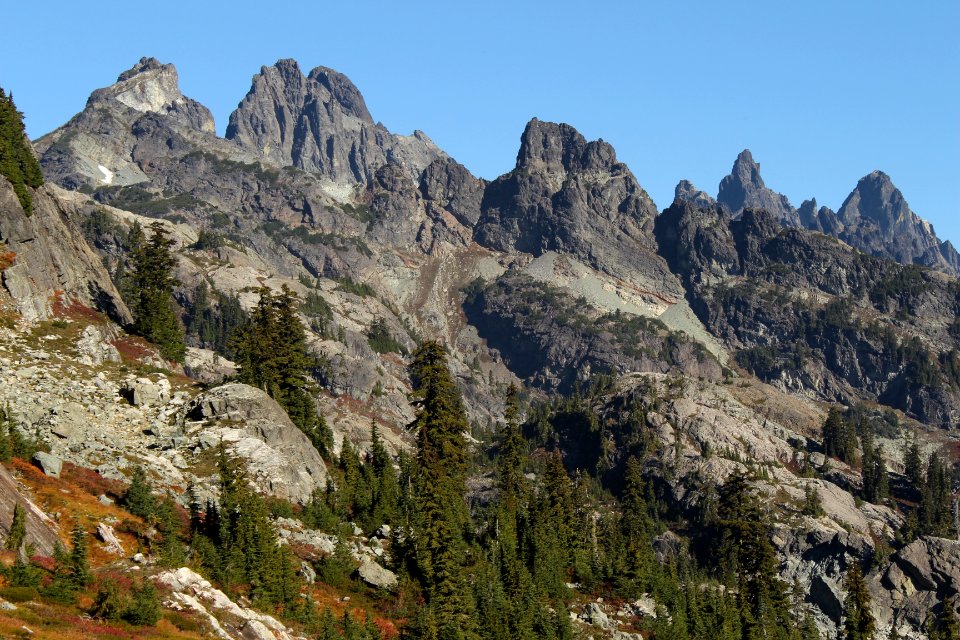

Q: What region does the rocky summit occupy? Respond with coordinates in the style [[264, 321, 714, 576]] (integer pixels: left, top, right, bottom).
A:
[[0, 57, 957, 639]]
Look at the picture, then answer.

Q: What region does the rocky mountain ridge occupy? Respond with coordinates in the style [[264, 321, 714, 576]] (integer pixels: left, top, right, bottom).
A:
[[0, 56, 956, 637], [679, 149, 960, 275]]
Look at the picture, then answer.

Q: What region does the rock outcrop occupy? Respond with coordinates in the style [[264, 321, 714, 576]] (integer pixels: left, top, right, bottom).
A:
[[716, 149, 800, 227], [188, 383, 328, 503], [226, 59, 445, 185], [0, 178, 130, 323], [0, 465, 61, 556], [35, 57, 215, 190]]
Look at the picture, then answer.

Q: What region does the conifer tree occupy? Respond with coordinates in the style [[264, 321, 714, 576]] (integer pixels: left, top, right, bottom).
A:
[[231, 285, 332, 455], [405, 340, 478, 640], [0, 87, 43, 215], [929, 598, 959, 640], [130, 222, 186, 362], [123, 465, 158, 519], [842, 562, 875, 640], [5, 503, 26, 551]]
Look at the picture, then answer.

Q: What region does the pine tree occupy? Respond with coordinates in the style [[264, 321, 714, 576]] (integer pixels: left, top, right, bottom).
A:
[[0, 87, 43, 216], [929, 598, 959, 640], [842, 562, 875, 640], [130, 221, 186, 362]]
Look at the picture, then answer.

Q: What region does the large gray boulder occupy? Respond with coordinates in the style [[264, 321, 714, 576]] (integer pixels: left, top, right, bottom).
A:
[[188, 383, 328, 503]]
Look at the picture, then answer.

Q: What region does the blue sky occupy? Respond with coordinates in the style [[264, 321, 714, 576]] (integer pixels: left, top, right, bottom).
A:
[[3, 0, 958, 244]]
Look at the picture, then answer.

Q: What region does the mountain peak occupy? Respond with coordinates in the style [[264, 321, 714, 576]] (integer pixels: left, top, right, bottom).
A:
[[90, 56, 188, 116], [674, 179, 717, 209], [116, 57, 166, 82], [833, 171, 960, 273], [717, 149, 799, 226], [307, 65, 372, 122], [227, 59, 442, 184], [515, 118, 619, 175]]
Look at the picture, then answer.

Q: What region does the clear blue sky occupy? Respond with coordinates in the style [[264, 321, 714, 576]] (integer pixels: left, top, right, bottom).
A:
[[3, 0, 958, 244]]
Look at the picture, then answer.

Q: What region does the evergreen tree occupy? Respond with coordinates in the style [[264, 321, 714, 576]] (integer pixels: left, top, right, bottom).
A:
[[842, 562, 875, 640], [68, 524, 92, 588], [405, 340, 478, 640], [6, 502, 26, 551], [0, 87, 43, 215], [231, 286, 332, 455], [929, 598, 959, 640], [124, 580, 161, 626], [123, 465, 158, 519], [822, 408, 857, 464], [130, 222, 186, 362], [904, 440, 924, 492], [861, 439, 889, 505]]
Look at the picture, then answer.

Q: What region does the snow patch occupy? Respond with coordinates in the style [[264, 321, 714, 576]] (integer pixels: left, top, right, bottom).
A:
[[97, 164, 114, 185]]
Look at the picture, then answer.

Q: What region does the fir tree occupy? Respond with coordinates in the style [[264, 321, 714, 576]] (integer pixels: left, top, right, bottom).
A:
[[123, 465, 158, 519], [405, 340, 478, 640], [842, 562, 875, 640], [231, 286, 332, 455], [0, 87, 43, 215], [130, 221, 186, 362]]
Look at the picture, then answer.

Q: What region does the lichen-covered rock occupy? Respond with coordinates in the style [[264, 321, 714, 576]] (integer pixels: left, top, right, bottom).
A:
[[357, 559, 397, 590]]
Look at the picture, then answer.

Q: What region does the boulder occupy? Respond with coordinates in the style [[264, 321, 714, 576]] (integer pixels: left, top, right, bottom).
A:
[[75, 325, 121, 366], [32, 452, 62, 478], [188, 383, 327, 503], [124, 377, 170, 407], [357, 559, 397, 590]]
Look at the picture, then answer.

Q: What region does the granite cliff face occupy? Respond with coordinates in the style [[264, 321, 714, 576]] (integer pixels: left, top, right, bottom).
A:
[[0, 178, 130, 323], [226, 59, 445, 186]]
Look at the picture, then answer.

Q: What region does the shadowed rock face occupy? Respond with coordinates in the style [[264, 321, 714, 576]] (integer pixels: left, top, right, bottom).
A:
[[0, 178, 130, 323], [716, 149, 800, 227], [226, 59, 445, 185], [474, 118, 681, 297], [816, 171, 960, 274]]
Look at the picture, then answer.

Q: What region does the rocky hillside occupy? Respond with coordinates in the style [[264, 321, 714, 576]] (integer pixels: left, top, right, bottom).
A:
[[0, 56, 954, 638]]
